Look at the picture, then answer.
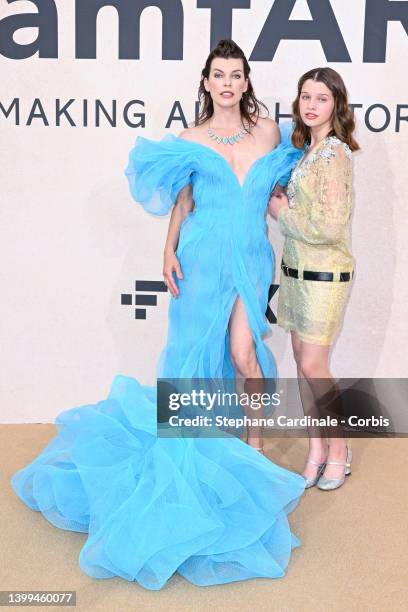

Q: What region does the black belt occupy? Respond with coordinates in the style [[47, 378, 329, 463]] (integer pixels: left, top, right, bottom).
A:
[[281, 262, 354, 282]]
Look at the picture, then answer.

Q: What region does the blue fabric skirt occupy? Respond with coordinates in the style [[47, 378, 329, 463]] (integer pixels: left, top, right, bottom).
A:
[[11, 375, 305, 590]]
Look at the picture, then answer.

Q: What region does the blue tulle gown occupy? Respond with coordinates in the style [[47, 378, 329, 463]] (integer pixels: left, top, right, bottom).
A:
[[11, 127, 306, 591]]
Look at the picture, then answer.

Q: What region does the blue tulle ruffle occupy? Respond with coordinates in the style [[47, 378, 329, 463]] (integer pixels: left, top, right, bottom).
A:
[[11, 375, 305, 590]]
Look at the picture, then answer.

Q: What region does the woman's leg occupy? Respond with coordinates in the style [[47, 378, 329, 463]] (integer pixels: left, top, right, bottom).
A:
[[228, 297, 264, 450], [297, 338, 348, 481], [291, 332, 329, 479]]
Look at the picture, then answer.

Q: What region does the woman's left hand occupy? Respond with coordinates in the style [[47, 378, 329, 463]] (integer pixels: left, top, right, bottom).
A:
[[268, 192, 289, 219]]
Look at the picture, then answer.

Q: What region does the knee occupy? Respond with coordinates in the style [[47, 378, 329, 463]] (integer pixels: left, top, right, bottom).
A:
[[299, 357, 327, 380], [230, 346, 258, 377]]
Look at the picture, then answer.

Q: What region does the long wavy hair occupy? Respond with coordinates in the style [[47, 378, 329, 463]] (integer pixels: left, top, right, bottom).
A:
[[195, 39, 268, 128], [292, 67, 360, 151]]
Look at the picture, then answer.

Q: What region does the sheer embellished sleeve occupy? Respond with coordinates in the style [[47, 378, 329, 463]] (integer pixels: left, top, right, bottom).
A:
[[124, 135, 195, 216], [278, 141, 353, 245]]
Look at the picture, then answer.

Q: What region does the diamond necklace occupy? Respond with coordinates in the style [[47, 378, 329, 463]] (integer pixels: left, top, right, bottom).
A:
[[208, 120, 250, 145]]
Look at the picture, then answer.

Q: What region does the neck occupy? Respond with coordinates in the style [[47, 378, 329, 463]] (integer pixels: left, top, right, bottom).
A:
[[210, 103, 244, 130], [309, 122, 332, 147]]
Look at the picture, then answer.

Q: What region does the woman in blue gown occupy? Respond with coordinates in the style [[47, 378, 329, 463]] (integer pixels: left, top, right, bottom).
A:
[[10, 40, 306, 591]]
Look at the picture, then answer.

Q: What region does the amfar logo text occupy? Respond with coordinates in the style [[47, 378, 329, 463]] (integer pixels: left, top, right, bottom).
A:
[[0, 0, 407, 63]]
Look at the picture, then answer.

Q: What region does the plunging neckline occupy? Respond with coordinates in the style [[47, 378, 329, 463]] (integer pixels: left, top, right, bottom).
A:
[[174, 136, 276, 189]]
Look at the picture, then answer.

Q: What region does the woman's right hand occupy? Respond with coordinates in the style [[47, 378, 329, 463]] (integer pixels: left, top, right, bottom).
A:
[[163, 248, 183, 298]]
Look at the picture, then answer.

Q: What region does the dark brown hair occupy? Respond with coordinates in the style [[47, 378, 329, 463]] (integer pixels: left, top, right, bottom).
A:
[[292, 67, 360, 151], [195, 39, 268, 128]]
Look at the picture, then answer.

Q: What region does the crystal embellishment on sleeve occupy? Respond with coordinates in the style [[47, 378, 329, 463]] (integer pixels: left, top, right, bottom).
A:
[[286, 136, 352, 208]]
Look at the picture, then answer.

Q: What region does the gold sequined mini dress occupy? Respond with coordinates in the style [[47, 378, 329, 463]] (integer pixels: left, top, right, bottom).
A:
[[277, 136, 355, 345]]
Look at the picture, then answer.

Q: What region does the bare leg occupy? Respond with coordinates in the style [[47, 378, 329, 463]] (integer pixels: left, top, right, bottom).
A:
[[228, 297, 264, 451], [235, 375, 247, 441], [297, 338, 348, 481], [291, 332, 328, 479]]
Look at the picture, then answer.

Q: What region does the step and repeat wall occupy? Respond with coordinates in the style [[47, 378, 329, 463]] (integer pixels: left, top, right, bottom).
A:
[[1, 0, 407, 422]]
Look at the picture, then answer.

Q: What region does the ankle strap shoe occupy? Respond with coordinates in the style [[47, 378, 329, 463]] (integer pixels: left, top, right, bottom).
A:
[[303, 458, 326, 489], [317, 445, 352, 491]]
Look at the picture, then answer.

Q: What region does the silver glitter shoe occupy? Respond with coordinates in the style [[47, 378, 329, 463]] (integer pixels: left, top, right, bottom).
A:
[[317, 445, 352, 491], [248, 443, 265, 455], [303, 458, 326, 489], [253, 446, 265, 455]]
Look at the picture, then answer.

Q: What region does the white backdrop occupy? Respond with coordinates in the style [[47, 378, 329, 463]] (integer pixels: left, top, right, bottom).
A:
[[1, 0, 407, 423]]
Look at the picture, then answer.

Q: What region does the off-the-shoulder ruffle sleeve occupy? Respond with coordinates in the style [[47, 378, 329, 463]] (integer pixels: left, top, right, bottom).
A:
[[271, 144, 303, 189], [272, 121, 304, 188], [279, 120, 296, 146], [124, 135, 195, 216], [264, 122, 303, 191]]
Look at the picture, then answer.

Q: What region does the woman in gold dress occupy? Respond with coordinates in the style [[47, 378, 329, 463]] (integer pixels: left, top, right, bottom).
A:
[[269, 67, 359, 491]]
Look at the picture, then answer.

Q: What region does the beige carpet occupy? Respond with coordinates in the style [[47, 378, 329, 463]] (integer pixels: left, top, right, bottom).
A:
[[1, 425, 407, 612]]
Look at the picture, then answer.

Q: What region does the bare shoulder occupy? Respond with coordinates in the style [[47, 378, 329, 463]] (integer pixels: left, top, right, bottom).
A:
[[256, 116, 279, 133], [252, 116, 280, 147]]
